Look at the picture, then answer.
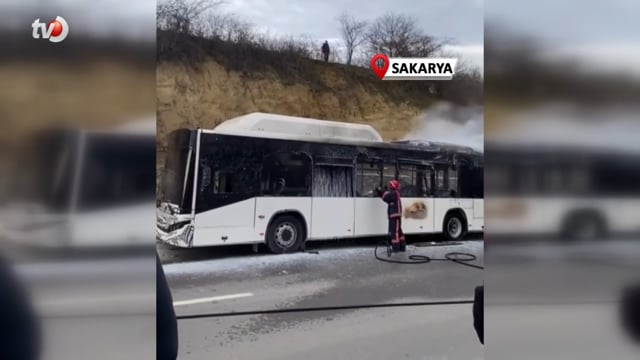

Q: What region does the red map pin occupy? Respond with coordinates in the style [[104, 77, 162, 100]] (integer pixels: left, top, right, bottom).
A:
[[370, 53, 390, 80]]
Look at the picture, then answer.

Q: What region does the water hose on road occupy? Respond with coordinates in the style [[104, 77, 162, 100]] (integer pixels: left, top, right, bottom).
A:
[[374, 241, 485, 269]]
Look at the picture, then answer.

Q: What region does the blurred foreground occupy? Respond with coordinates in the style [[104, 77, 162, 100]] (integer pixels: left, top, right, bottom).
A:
[[484, 11, 640, 359], [0, 3, 156, 357]]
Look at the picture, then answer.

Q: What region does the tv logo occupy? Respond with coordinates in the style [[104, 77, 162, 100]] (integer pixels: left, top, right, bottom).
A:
[[32, 16, 69, 43]]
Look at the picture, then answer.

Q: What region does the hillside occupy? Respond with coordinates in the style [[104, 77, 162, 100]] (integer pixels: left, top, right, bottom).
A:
[[156, 31, 482, 169], [0, 37, 155, 148]]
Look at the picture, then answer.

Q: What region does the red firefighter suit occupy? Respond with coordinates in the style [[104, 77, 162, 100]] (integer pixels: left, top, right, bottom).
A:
[[378, 179, 406, 252]]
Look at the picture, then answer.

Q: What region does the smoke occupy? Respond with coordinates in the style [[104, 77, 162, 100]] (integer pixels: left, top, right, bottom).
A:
[[404, 102, 484, 152]]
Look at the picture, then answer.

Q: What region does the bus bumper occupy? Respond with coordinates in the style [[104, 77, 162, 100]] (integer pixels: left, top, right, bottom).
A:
[[156, 223, 193, 248]]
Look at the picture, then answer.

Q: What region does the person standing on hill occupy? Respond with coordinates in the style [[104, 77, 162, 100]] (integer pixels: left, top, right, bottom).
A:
[[321, 41, 330, 62]]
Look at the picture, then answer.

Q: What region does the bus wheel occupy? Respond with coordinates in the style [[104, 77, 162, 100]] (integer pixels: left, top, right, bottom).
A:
[[563, 212, 606, 241], [267, 215, 304, 254], [444, 213, 467, 241]]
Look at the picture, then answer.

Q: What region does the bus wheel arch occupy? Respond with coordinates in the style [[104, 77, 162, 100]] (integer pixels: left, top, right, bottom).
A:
[[443, 208, 468, 241], [562, 209, 608, 240], [265, 211, 308, 254]]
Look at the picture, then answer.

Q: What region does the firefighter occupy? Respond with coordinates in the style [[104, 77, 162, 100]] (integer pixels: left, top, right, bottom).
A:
[[377, 179, 406, 252]]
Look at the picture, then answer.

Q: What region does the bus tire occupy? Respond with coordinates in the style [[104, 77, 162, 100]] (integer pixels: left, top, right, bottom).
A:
[[562, 211, 607, 241], [266, 215, 305, 254], [444, 211, 467, 241]]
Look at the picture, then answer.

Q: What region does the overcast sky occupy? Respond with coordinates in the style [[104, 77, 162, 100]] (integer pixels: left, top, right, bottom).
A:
[[222, 0, 484, 70], [6, 0, 639, 74], [486, 0, 640, 75], [486, 0, 640, 45]]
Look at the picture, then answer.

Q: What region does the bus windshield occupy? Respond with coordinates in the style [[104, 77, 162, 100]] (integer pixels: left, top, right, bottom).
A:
[[77, 132, 156, 211], [160, 130, 195, 212], [7, 129, 77, 211]]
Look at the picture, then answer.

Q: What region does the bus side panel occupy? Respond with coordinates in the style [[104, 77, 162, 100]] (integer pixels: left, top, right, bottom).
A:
[[470, 199, 484, 232], [310, 198, 355, 239], [473, 199, 484, 219], [485, 196, 560, 234], [192, 198, 257, 246], [354, 198, 387, 237], [192, 227, 258, 246], [535, 198, 639, 235], [71, 203, 156, 247], [434, 199, 466, 233], [254, 197, 312, 240], [400, 197, 436, 234], [601, 198, 640, 233]]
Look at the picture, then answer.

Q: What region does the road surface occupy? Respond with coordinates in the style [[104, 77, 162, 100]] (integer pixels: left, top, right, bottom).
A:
[[4, 250, 156, 360], [485, 238, 640, 360], [159, 238, 485, 360], [9, 235, 636, 359]]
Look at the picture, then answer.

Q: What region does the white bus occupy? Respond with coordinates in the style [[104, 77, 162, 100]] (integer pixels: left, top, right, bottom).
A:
[[157, 113, 484, 253], [0, 119, 156, 248], [485, 118, 640, 240]]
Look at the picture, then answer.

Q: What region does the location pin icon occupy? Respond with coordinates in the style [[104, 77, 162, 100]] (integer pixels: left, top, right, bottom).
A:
[[370, 53, 390, 80]]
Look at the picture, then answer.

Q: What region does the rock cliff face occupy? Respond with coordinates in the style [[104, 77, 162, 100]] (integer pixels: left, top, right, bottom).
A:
[[156, 59, 429, 145], [156, 32, 483, 171]]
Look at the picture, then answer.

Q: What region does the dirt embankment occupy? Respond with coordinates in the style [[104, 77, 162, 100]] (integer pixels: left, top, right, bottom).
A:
[[156, 60, 431, 145]]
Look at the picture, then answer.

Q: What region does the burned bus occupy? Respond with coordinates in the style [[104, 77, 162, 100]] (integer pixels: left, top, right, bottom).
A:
[[157, 113, 484, 253], [0, 119, 156, 248]]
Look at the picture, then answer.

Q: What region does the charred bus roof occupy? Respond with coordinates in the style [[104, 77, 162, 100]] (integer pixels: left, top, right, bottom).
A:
[[172, 112, 483, 160], [207, 112, 384, 143]]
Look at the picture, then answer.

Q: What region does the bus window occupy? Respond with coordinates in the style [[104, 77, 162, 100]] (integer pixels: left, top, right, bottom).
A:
[[420, 167, 434, 196], [382, 162, 396, 190], [398, 163, 423, 197], [262, 152, 311, 196], [448, 165, 459, 197], [484, 166, 508, 195], [79, 134, 155, 211], [472, 166, 484, 198], [593, 157, 640, 195], [213, 171, 232, 194], [356, 160, 381, 197], [459, 164, 483, 198], [312, 165, 354, 197], [11, 130, 76, 211], [198, 158, 257, 197], [434, 166, 449, 197], [519, 165, 538, 194], [569, 166, 590, 194], [543, 168, 565, 194]]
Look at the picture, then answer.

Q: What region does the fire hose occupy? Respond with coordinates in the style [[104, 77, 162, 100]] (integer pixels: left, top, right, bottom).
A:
[[373, 240, 485, 269]]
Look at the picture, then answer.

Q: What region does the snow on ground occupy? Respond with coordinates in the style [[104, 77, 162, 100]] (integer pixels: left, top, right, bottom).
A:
[[163, 241, 484, 277]]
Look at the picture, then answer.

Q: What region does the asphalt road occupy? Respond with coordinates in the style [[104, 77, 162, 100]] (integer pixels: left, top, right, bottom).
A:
[[159, 238, 485, 360], [7, 235, 638, 359], [485, 237, 640, 360], [3, 251, 156, 360]]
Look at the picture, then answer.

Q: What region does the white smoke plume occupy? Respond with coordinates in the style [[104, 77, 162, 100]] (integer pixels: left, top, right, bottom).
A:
[[404, 102, 484, 152]]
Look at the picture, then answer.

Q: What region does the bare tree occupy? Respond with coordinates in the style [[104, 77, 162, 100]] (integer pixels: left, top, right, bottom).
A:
[[365, 13, 444, 57], [157, 0, 225, 34], [203, 13, 254, 43], [336, 12, 367, 65]]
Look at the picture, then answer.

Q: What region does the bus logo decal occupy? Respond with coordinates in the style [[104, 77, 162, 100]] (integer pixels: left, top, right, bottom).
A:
[[404, 201, 428, 219]]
